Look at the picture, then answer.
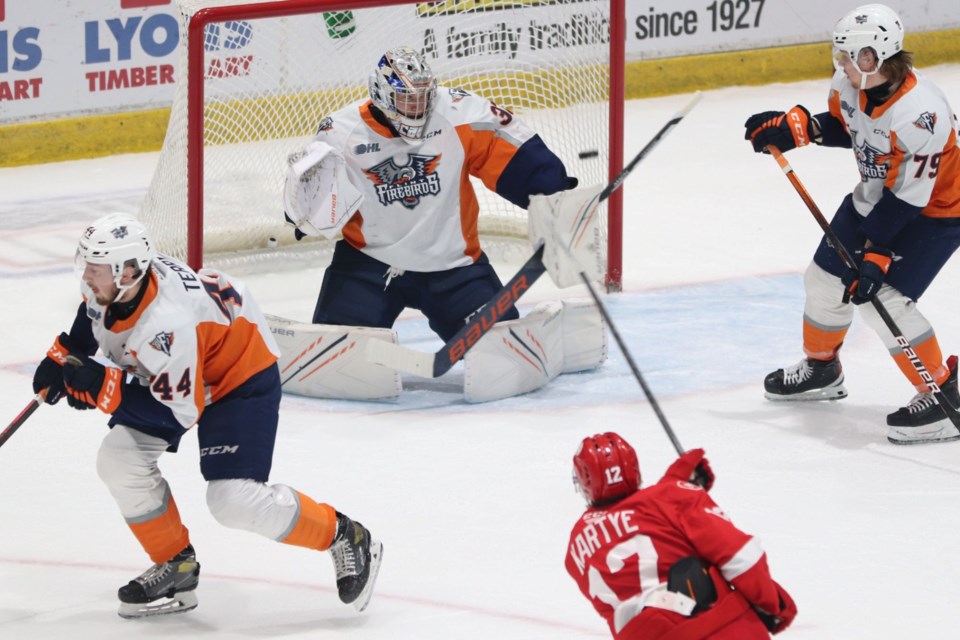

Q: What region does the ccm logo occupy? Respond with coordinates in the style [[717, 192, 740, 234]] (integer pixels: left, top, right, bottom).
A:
[[200, 445, 240, 456]]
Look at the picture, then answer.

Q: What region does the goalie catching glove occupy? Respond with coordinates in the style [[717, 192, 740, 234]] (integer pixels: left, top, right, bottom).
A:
[[62, 354, 124, 413], [527, 184, 605, 289], [283, 140, 364, 240]]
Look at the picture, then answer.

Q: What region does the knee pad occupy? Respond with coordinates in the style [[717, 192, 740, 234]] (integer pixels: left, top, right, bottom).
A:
[[802, 262, 854, 330], [206, 479, 299, 540], [96, 425, 171, 518]]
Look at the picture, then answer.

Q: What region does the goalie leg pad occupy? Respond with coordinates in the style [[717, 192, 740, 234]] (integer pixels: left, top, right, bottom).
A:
[[560, 298, 607, 373], [464, 301, 564, 403], [463, 299, 606, 402], [268, 315, 401, 401]]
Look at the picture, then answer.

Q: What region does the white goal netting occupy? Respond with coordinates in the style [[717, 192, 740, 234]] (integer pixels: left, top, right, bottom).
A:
[[140, 0, 615, 272]]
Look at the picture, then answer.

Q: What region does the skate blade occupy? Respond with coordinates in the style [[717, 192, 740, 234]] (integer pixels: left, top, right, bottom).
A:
[[353, 540, 383, 613], [764, 384, 848, 402], [887, 420, 960, 445], [118, 590, 198, 619]]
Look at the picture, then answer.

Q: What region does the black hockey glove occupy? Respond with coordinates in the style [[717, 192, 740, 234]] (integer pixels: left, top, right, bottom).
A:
[[62, 354, 124, 413], [32, 332, 75, 405], [841, 247, 893, 305], [744, 105, 815, 153]]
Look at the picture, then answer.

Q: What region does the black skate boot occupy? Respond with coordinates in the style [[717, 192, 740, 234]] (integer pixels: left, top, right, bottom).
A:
[[887, 355, 960, 444], [764, 357, 847, 401], [117, 544, 200, 619], [329, 512, 383, 612]]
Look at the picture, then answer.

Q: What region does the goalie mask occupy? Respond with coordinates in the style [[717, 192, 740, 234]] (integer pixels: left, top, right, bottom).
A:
[[76, 213, 156, 302], [368, 46, 437, 141], [832, 4, 904, 86], [572, 432, 641, 507]]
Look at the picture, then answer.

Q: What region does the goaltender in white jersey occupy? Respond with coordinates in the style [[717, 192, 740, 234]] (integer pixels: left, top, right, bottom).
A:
[[280, 45, 606, 403]]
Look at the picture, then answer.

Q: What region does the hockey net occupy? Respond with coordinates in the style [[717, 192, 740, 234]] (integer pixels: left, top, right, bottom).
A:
[[140, 0, 624, 284]]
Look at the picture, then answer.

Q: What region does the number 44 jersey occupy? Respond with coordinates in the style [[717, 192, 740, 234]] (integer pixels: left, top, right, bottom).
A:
[[565, 476, 783, 639], [80, 255, 280, 429]]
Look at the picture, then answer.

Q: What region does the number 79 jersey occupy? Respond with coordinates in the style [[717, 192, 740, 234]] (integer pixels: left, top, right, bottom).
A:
[[565, 478, 773, 637], [81, 255, 280, 429]]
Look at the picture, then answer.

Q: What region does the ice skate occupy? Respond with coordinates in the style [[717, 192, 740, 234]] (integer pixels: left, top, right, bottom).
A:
[[887, 356, 960, 445], [329, 512, 382, 612], [764, 358, 847, 401], [117, 544, 200, 619]]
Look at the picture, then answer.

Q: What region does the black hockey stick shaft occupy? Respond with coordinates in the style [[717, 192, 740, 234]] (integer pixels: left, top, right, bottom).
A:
[[420, 92, 704, 378], [579, 273, 686, 455], [0, 390, 46, 449], [768, 146, 960, 426]]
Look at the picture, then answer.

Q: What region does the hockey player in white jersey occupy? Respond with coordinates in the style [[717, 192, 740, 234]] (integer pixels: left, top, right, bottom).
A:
[[282, 45, 606, 402], [744, 4, 960, 444], [30, 214, 382, 617]]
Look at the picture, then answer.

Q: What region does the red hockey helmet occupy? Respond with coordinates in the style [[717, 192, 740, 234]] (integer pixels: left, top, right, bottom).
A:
[[572, 432, 641, 506]]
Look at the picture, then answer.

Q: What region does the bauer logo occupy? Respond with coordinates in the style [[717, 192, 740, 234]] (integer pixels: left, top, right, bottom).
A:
[[363, 154, 442, 209]]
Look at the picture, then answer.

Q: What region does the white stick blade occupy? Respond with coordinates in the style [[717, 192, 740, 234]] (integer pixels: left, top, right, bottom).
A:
[[365, 339, 436, 378]]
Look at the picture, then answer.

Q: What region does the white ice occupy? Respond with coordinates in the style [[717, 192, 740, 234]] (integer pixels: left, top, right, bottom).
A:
[[2, 68, 960, 639]]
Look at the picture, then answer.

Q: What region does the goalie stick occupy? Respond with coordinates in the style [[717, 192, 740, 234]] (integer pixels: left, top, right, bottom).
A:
[[366, 91, 704, 378], [767, 145, 960, 431], [0, 390, 47, 449]]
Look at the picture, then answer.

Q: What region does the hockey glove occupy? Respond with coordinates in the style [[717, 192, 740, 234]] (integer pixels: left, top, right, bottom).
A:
[[753, 581, 797, 635], [62, 354, 123, 414], [744, 105, 815, 154], [841, 247, 893, 305], [32, 333, 75, 405], [664, 448, 715, 491]]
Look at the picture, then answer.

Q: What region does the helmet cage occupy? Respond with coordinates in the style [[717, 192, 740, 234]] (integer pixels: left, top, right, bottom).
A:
[[572, 432, 641, 507], [76, 213, 155, 302], [369, 46, 437, 141]]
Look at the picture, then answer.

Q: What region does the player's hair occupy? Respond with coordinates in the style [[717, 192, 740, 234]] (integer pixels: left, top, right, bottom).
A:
[[881, 50, 914, 85]]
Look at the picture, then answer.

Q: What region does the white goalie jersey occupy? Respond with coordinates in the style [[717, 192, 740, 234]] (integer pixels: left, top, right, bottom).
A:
[[296, 87, 569, 272]]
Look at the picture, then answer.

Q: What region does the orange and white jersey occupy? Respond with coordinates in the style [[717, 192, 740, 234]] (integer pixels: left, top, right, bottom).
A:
[[82, 255, 280, 428], [827, 68, 960, 218], [312, 87, 570, 271]]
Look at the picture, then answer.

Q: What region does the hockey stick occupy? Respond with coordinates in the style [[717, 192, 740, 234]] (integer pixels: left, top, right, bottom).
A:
[[0, 390, 47, 449], [768, 146, 960, 428], [366, 91, 704, 378], [579, 273, 685, 455]]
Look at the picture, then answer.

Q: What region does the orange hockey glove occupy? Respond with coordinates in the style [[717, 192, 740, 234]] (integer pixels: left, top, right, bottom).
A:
[[32, 333, 76, 405], [63, 354, 123, 414], [744, 105, 815, 153], [841, 247, 893, 305]]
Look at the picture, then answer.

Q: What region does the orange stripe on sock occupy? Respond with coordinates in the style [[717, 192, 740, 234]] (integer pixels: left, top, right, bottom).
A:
[[128, 493, 190, 564], [892, 335, 948, 391], [282, 492, 337, 551], [802, 320, 847, 361]]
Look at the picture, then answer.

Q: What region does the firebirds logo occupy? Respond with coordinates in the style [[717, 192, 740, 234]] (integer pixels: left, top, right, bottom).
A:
[[914, 111, 937, 134], [149, 331, 174, 356], [363, 154, 442, 209], [853, 136, 889, 182]]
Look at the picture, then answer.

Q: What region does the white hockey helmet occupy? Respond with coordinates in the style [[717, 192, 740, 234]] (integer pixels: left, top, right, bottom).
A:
[[76, 213, 156, 301], [832, 4, 904, 77], [368, 45, 437, 141]]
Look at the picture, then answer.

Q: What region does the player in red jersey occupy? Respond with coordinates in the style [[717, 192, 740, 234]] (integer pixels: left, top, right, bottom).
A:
[[566, 433, 796, 639]]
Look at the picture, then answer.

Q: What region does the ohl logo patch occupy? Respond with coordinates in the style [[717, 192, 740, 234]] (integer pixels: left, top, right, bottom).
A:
[[854, 138, 888, 182], [363, 154, 442, 209]]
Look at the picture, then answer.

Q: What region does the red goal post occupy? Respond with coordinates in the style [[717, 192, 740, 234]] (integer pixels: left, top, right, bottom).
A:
[[141, 0, 625, 290]]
